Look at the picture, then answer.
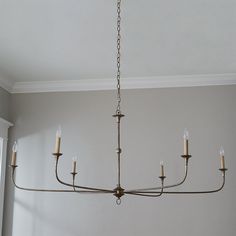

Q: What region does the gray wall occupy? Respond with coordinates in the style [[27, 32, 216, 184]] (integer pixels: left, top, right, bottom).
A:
[[3, 85, 236, 236], [0, 87, 10, 121]]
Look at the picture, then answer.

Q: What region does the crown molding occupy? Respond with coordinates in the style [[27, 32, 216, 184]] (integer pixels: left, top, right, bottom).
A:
[[0, 76, 14, 93], [0, 73, 233, 94]]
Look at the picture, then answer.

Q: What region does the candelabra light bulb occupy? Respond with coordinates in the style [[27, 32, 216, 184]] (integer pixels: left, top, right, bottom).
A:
[[220, 146, 225, 156], [12, 141, 18, 153], [56, 125, 62, 138], [72, 156, 78, 174], [160, 161, 164, 177], [183, 128, 189, 140]]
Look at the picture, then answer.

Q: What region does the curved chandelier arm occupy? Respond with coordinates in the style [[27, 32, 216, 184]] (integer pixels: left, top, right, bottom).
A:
[[126, 169, 227, 195], [164, 171, 226, 194], [124, 177, 165, 197], [55, 156, 115, 193], [10, 166, 102, 193], [128, 157, 190, 192]]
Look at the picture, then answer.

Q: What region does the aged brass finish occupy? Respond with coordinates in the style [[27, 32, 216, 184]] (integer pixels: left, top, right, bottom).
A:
[[114, 186, 125, 199], [10, 0, 227, 204]]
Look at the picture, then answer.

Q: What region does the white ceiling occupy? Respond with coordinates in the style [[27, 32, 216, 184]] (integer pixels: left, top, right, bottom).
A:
[[0, 0, 236, 91]]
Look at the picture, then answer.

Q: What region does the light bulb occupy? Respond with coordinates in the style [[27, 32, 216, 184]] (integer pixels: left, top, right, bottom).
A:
[[12, 141, 18, 153], [72, 156, 78, 173], [220, 146, 225, 156], [160, 161, 164, 177], [56, 125, 62, 138], [183, 128, 189, 140]]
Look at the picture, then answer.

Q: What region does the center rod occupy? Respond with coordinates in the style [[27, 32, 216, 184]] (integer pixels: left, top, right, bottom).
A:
[[117, 116, 121, 187], [113, 113, 124, 188]]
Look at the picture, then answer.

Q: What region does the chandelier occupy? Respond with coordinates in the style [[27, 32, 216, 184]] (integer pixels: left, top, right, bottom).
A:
[[10, 0, 227, 205]]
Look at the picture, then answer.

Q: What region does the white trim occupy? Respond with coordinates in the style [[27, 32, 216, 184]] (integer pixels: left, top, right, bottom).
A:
[[11, 73, 236, 94], [0, 118, 12, 235], [0, 77, 14, 93], [0, 118, 13, 128]]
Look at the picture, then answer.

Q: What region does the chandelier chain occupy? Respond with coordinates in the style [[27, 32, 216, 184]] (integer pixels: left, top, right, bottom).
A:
[[116, 0, 121, 114]]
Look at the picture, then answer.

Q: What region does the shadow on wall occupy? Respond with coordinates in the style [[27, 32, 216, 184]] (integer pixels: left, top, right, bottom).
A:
[[14, 197, 79, 236]]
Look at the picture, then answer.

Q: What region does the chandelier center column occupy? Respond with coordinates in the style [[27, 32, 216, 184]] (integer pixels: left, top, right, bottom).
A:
[[112, 0, 125, 203]]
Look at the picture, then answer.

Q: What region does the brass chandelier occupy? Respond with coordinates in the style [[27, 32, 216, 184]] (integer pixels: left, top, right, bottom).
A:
[[10, 0, 227, 205]]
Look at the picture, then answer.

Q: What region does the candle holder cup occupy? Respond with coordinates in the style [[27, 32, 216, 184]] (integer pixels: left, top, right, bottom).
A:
[[181, 154, 192, 160], [52, 153, 63, 159], [219, 168, 228, 176]]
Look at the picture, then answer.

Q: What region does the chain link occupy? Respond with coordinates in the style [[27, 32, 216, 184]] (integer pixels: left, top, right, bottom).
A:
[[116, 0, 122, 114]]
